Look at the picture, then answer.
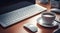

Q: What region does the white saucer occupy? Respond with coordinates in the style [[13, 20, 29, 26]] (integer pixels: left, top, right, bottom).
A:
[[37, 17, 58, 27]]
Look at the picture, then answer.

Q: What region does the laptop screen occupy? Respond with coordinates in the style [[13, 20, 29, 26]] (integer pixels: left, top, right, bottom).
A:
[[0, 0, 35, 15]]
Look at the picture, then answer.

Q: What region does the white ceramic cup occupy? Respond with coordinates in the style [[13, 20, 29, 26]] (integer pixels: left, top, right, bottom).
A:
[[41, 12, 56, 25]]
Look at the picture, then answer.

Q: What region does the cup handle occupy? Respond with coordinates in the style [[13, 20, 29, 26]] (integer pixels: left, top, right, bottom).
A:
[[55, 19, 60, 23]]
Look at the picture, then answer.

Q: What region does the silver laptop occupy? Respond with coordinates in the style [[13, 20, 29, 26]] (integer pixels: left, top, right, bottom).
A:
[[0, 1, 47, 27]]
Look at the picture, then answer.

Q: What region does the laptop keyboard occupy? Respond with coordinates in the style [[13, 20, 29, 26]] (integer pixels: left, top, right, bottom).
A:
[[0, 3, 47, 27]]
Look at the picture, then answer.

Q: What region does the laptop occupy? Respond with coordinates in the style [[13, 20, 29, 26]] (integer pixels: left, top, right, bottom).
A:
[[0, 1, 47, 27]]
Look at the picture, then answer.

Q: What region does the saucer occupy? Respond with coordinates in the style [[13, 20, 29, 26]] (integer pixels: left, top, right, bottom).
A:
[[37, 17, 58, 27]]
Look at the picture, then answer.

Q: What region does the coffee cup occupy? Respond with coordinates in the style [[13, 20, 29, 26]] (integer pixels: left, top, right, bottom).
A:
[[41, 12, 56, 25]]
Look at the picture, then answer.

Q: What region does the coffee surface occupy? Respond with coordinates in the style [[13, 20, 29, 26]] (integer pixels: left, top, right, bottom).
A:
[[43, 15, 54, 17]]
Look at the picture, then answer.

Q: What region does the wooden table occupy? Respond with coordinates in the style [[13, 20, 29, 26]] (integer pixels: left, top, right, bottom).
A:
[[0, 1, 59, 33]]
